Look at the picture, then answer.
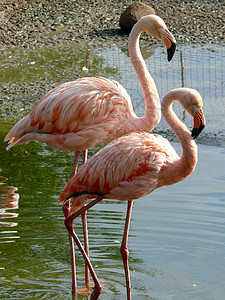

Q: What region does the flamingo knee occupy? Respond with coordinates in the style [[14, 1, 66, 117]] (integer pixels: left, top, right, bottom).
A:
[[64, 216, 73, 234], [120, 244, 129, 262]]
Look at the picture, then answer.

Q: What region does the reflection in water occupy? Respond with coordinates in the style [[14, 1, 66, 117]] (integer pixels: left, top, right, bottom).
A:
[[0, 168, 19, 241]]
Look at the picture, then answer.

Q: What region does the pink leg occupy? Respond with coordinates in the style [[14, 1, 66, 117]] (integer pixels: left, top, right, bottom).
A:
[[82, 210, 90, 288], [82, 149, 88, 165], [62, 150, 81, 295], [65, 196, 104, 299], [120, 200, 133, 300], [71, 151, 81, 177], [81, 149, 90, 288], [62, 200, 77, 294]]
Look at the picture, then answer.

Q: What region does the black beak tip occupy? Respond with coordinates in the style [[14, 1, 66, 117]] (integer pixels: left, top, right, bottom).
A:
[[191, 124, 205, 140], [167, 42, 176, 62]]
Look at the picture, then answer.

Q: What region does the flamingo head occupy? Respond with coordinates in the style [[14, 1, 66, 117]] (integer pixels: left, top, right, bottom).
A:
[[191, 108, 205, 139], [162, 88, 206, 140], [137, 15, 177, 61], [178, 88, 206, 139]]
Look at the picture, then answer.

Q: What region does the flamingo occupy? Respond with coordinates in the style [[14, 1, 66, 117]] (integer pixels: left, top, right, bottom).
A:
[[4, 15, 176, 294], [58, 88, 206, 299]]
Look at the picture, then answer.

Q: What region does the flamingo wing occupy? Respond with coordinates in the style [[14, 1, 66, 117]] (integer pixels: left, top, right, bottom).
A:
[[5, 77, 134, 151]]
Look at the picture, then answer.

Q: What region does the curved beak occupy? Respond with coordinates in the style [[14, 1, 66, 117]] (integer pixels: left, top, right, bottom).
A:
[[167, 42, 176, 62], [191, 109, 206, 139], [161, 29, 176, 61]]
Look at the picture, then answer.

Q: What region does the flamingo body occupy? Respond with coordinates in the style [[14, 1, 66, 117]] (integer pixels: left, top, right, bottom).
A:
[[5, 77, 136, 151], [59, 132, 179, 205]]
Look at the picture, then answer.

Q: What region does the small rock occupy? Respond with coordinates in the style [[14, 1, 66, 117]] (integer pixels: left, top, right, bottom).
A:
[[119, 2, 156, 33]]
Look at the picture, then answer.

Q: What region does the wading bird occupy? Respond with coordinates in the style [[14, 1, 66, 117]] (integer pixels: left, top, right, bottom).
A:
[[58, 88, 205, 299], [5, 15, 176, 294]]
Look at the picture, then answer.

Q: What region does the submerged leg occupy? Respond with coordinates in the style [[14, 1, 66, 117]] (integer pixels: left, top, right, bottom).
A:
[[63, 150, 81, 295], [66, 221, 102, 300], [65, 196, 104, 299], [120, 200, 133, 300]]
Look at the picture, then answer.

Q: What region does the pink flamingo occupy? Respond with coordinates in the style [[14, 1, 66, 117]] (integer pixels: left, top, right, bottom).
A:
[[5, 15, 176, 294], [58, 88, 205, 299]]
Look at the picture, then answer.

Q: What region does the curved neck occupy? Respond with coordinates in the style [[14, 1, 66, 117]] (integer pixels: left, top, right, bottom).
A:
[[128, 24, 161, 132], [161, 92, 198, 182]]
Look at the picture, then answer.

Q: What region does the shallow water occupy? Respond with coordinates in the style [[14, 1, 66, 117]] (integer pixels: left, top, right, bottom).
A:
[[0, 43, 225, 299]]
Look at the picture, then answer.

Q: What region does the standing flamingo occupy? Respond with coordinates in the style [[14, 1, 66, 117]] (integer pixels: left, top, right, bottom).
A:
[[58, 88, 205, 299], [5, 15, 176, 294]]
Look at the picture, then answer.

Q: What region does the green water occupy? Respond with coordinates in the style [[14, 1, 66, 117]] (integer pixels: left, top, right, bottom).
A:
[[0, 45, 119, 120], [0, 44, 225, 299]]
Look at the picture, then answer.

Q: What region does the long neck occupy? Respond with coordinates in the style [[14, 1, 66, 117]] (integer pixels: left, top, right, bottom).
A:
[[161, 92, 198, 183], [128, 24, 161, 132]]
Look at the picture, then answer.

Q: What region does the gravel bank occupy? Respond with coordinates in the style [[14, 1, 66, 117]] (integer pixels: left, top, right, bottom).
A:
[[0, 0, 224, 49]]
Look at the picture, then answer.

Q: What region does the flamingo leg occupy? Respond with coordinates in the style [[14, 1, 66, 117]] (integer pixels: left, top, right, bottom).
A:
[[81, 210, 90, 288], [71, 151, 81, 177], [65, 196, 104, 299], [81, 149, 90, 288], [62, 150, 81, 295], [62, 200, 77, 294], [64, 150, 91, 294], [120, 200, 133, 300]]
